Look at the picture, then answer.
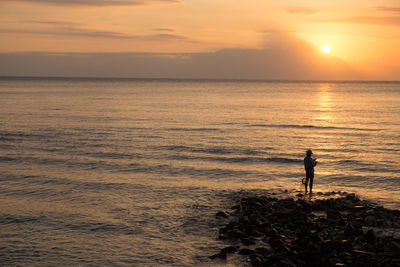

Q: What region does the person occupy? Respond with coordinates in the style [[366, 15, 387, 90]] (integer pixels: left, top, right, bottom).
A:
[[304, 149, 317, 193]]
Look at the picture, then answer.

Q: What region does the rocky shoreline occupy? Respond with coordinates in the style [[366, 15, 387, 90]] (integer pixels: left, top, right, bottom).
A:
[[210, 192, 400, 266]]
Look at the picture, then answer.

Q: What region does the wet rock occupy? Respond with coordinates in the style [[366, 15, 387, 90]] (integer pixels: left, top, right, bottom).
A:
[[364, 229, 376, 243], [221, 246, 238, 254], [278, 259, 296, 267], [326, 208, 341, 221], [276, 207, 293, 217], [341, 240, 354, 252], [267, 228, 280, 238], [310, 232, 324, 245], [215, 211, 229, 218], [250, 230, 264, 237], [209, 249, 227, 260], [345, 193, 360, 202], [255, 245, 272, 255], [392, 241, 400, 257], [364, 215, 376, 226], [269, 237, 284, 249], [240, 237, 255, 246], [231, 204, 240, 210], [239, 248, 256, 255], [248, 253, 265, 266]]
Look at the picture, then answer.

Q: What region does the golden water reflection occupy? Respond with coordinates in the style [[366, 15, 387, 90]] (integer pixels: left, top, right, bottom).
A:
[[315, 83, 334, 123]]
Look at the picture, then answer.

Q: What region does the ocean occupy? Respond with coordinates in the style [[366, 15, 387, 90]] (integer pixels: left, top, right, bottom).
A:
[[0, 77, 399, 265]]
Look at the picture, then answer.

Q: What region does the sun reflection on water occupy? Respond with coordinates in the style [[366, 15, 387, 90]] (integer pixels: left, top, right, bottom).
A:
[[315, 84, 334, 124]]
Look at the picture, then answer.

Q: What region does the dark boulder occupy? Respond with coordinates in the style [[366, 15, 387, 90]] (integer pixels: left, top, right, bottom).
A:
[[239, 248, 256, 255], [215, 211, 229, 218]]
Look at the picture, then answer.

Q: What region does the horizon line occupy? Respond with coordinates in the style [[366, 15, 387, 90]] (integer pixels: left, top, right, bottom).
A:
[[1, 75, 400, 83]]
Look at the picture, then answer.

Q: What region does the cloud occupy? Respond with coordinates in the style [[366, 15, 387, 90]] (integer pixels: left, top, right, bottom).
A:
[[0, 27, 131, 39], [312, 16, 400, 27], [153, 28, 176, 33], [337, 16, 400, 27], [0, 20, 192, 40], [9, 0, 181, 7], [153, 33, 188, 40], [0, 33, 361, 80], [25, 20, 82, 27], [285, 7, 317, 14], [375, 6, 400, 13]]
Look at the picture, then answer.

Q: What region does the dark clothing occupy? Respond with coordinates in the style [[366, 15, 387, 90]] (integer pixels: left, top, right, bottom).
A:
[[305, 169, 314, 187], [304, 155, 317, 192], [304, 156, 315, 172], [305, 169, 314, 179]]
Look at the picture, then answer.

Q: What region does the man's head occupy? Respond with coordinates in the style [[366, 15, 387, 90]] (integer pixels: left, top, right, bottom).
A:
[[306, 149, 313, 156]]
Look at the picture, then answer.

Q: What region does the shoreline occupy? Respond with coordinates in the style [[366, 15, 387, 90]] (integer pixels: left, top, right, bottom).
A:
[[210, 191, 400, 266]]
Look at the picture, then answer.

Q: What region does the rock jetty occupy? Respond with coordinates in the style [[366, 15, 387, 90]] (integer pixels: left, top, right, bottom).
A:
[[210, 192, 400, 266]]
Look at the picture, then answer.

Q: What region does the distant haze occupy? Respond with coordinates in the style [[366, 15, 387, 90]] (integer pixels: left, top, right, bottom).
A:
[[1, 1, 400, 80], [1, 34, 361, 80]]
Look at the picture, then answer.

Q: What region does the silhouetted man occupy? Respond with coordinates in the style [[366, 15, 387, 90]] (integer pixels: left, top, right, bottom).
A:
[[304, 149, 317, 193]]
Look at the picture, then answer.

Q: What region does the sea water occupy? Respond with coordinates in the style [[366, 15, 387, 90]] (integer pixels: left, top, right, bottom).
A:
[[0, 78, 399, 265]]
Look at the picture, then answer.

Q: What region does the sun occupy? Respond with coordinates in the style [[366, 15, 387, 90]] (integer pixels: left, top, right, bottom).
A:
[[321, 44, 331, 54]]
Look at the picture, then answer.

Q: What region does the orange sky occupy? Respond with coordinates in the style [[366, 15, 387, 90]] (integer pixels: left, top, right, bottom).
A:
[[1, 0, 400, 80]]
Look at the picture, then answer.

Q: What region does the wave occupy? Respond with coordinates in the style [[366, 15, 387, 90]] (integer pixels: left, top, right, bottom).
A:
[[167, 154, 301, 164], [81, 151, 142, 160], [246, 123, 382, 132], [0, 131, 49, 141], [0, 154, 262, 178], [0, 214, 40, 225], [0, 214, 137, 235], [330, 159, 400, 174], [166, 127, 221, 132], [159, 145, 270, 156]]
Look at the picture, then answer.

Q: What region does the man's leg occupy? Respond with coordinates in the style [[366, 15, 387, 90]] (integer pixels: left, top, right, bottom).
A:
[[309, 175, 314, 194], [305, 177, 309, 193]]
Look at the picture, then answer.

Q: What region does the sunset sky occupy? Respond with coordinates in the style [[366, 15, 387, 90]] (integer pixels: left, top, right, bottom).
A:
[[1, 0, 400, 80]]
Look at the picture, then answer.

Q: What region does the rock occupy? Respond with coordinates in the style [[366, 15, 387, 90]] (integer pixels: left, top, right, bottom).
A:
[[345, 194, 360, 203], [322, 239, 342, 252], [364, 215, 376, 226], [231, 204, 240, 210], [215, 211, 228, 218], [328, 258, 344, 266], [240, 237, 255, 246], [239, 248, 256, 255], [248, 253, 265, 266], [255, 245, 272, 255], [267, 228, 280, 238], [269, 237, 284, 248], [219, 227, 228, 234], [208, 246, 240, 259], [229, 229, 245, 239], [221, 246, 238, 254], [374, 228, 385, 238], [352, 205, 365, 211], [326, 209, 341, 221], [276, 207, 293, 217], [364, 229, 376, 243], [392, 241, 400, 257], [341, 240, 354, 252], [310, 232, 324, 243], [278, 259, 296, 267], [250, 230, 264, 237], [209, 249, 227, 260]]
